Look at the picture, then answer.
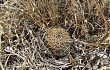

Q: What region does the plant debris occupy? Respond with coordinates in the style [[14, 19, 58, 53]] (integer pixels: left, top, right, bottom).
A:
[[0, 0, 110, 70]]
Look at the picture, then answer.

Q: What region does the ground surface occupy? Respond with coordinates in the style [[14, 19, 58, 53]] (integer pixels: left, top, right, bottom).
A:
[[0, 0, 110, 70]]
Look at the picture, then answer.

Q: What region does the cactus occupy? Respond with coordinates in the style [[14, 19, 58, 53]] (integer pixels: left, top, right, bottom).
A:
[[44, 27, 73, 57]]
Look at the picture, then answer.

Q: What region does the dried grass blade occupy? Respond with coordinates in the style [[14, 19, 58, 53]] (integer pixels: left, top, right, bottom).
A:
[[94, 0, 109, 44]]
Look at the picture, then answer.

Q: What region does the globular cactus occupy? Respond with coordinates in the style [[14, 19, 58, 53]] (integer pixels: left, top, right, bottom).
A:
[[44, 27, 73, 57]]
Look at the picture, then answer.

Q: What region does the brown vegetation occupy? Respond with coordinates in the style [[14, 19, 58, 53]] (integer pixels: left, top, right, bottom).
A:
[[0, 0, 110, 70]]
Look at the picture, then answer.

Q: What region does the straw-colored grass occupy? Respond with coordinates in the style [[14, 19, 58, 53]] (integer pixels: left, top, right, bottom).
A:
[[0, 0, 110, 70]]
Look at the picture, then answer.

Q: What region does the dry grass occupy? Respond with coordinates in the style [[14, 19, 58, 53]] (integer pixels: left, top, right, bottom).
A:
[[0, 0, 110, 70], [16, 0, 59, 28]]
